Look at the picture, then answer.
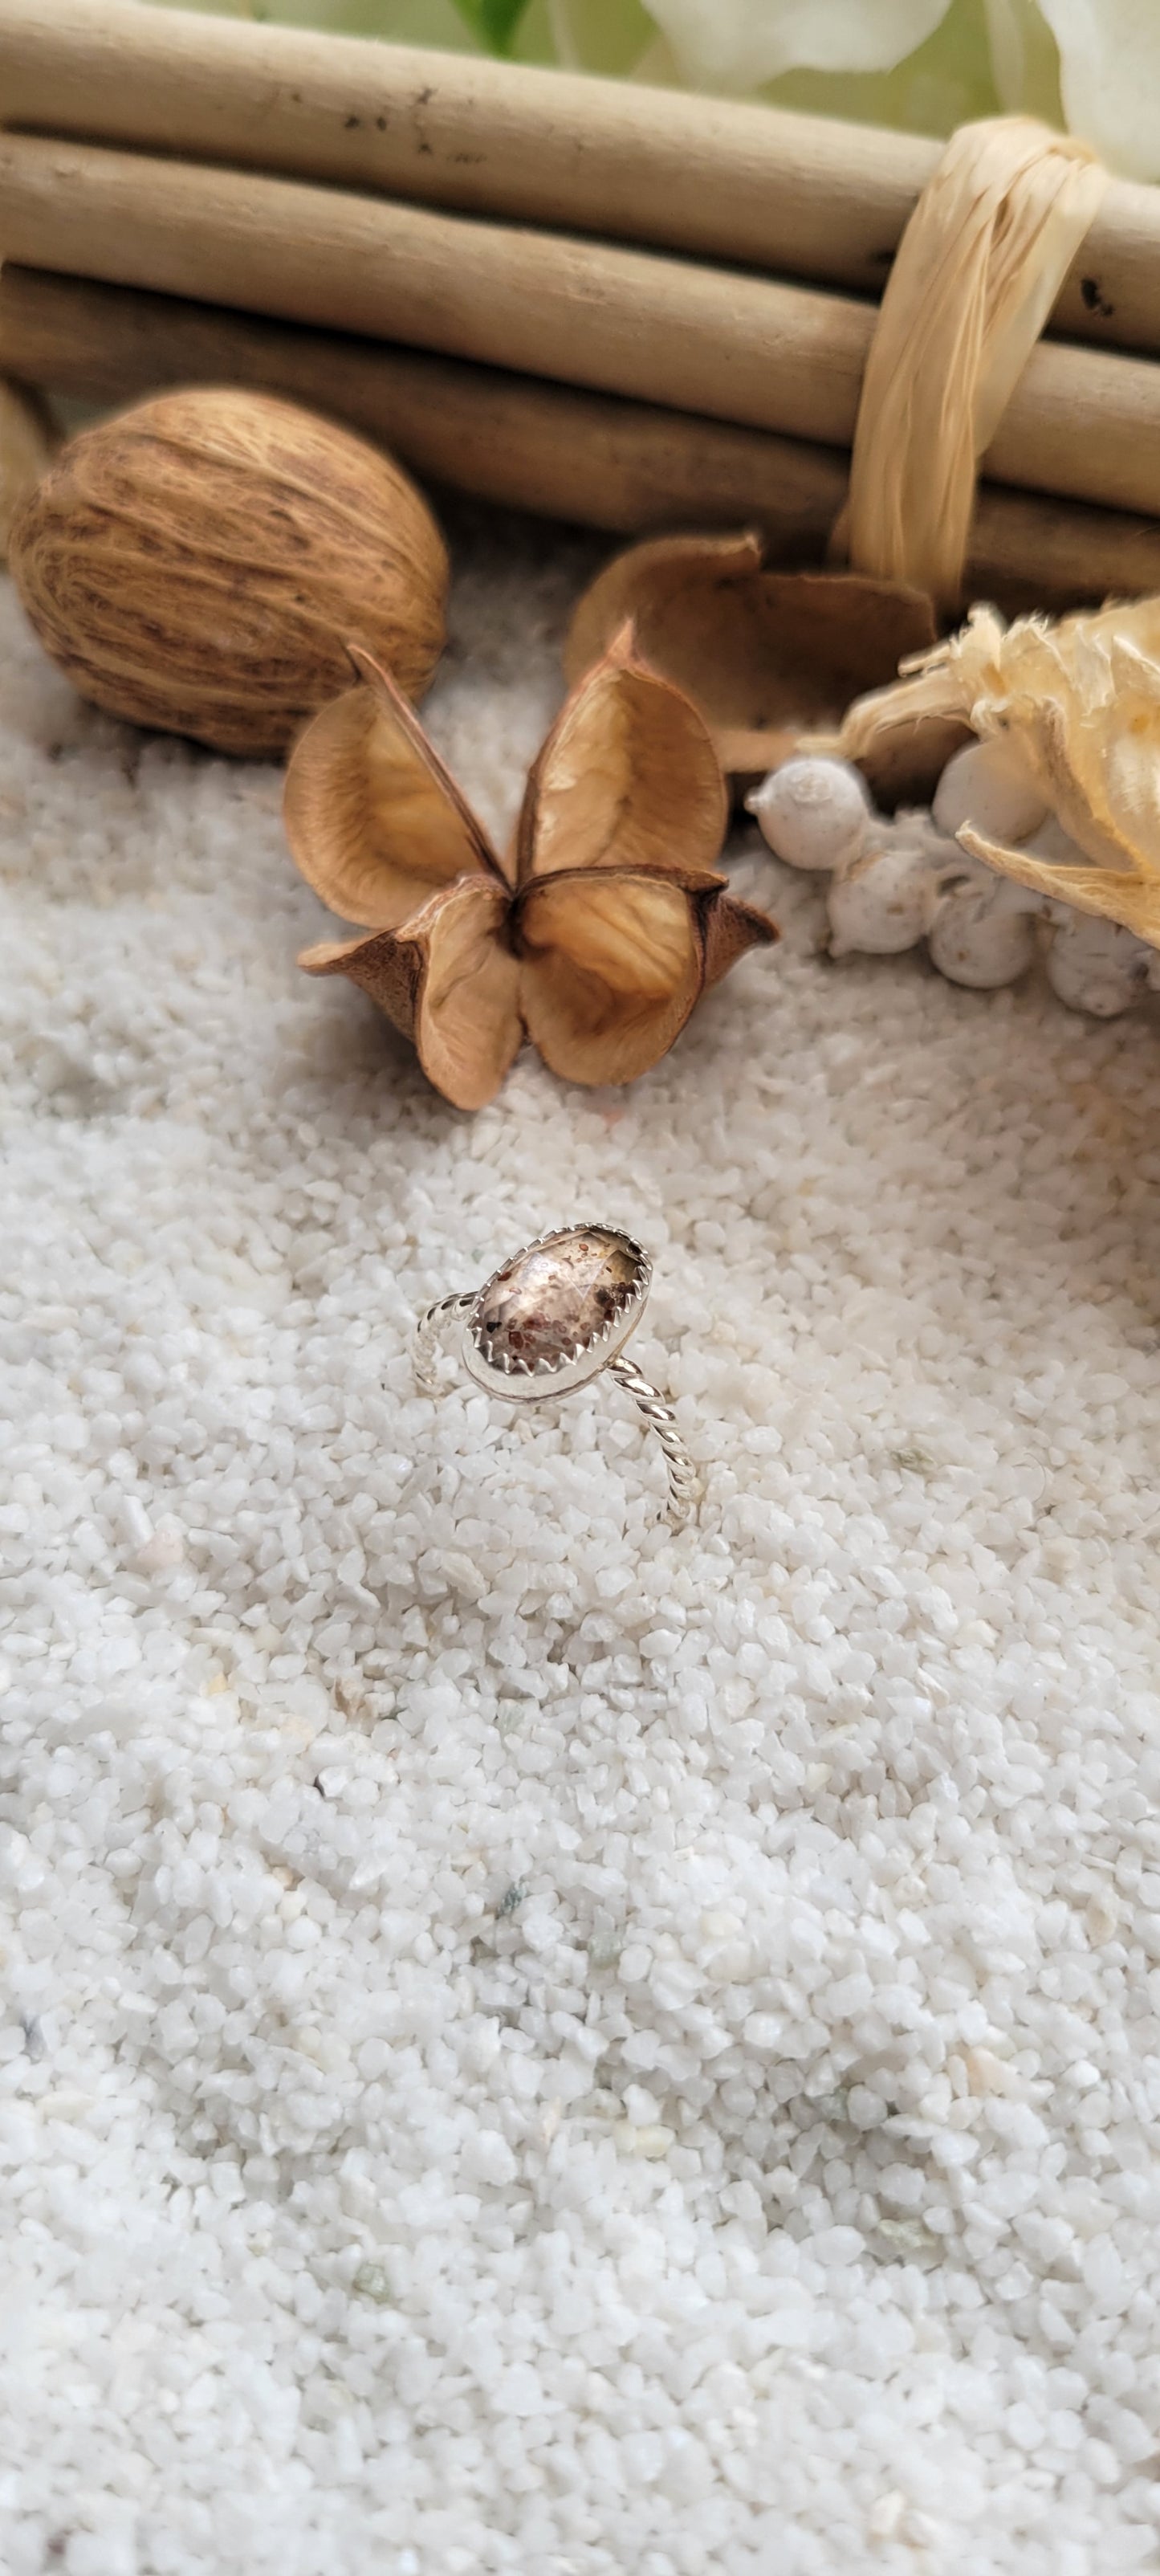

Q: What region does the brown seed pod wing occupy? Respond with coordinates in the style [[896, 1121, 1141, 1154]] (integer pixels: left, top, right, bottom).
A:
[[712, 573, 938, 779], [300, 877, 521, 1110], [414, 878, 523, 1110], [517, 868, 706, 1086], [699, 887, 780, 987], [284, 645, 505, 931], [299, 927, 424, 1035], [566, 536, 937, 780], [564, 532, 766, 693], [518, 627, 727, 887]]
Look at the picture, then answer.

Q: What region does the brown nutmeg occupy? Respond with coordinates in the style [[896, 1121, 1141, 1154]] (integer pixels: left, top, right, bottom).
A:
[[8, 386, 448, 756]]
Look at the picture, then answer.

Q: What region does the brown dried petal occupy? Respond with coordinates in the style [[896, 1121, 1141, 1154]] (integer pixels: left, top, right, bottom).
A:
[[517, 624, 727, 886], [517, 870, 704, 1086], [564, 533, 937, 777], [283, 644, 503, 932], [299, 927, 423, 1037], [699, 888, 780, 988], [565, 533, 765, 703], [300, 876, 521, 1111]]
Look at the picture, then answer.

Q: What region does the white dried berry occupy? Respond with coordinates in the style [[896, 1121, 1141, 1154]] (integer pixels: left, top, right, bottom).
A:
[[746, 756, 873, 872], [826, 825, 941, 956], [1043, 911, 1154, 1017], [932, 737, 1049, 846], [926, 875, 1041, 988]]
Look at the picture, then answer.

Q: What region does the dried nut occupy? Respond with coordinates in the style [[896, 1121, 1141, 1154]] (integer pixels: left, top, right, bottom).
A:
[[747, 756, 872, 871], [8, 387, 447, 756], [0, 378, 57, 558]]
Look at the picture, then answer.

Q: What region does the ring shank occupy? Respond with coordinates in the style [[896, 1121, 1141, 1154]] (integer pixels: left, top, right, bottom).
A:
[[608, 1352, 698, 1528]]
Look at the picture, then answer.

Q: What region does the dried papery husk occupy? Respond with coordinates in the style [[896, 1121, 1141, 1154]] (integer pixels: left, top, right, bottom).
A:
[[0, 377, 57, 557], [284, 642, 504, 928], [824, 595, 1160, 944], [9, 387, 448, 756], [522, 619, 727, 879], [302, 879, 523, 1112], [564, 532, 937, 782], [516, 870, 705, 1086], [285, 627, 776, 1108], [514, 637, 772, 1084]]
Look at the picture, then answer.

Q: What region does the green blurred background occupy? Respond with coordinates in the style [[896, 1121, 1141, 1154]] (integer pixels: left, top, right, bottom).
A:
[[148, 0, 1066, 141]]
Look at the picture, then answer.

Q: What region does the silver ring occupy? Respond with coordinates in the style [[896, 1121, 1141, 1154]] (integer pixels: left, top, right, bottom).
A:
[[415, 1224, 698, 1528]]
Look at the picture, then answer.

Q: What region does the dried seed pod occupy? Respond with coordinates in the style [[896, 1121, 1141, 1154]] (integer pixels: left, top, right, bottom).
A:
[[8, 387, 448, 756], [285, 630, 777, 1110], [565, 530, 938, 782]]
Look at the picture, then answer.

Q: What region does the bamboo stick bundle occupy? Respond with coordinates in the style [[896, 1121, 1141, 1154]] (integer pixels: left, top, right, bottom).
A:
[[2, 132, 1160, 531], [6, 265, 1160, 615], [4, 0, 1160, 609], [1, 0, 1158, 360]]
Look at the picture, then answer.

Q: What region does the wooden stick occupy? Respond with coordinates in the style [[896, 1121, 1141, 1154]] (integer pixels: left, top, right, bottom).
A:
[[0, 0, 1155, 360], [6, 266, 1160, 616], [2, 137, 1160, 530]]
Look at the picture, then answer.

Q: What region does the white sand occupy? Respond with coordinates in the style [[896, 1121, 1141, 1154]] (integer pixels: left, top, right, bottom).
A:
[[3, 508, 1160, 2575]]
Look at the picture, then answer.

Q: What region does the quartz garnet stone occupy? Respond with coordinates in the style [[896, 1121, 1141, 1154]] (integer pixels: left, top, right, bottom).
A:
[[472, 1227, 647, 1379]]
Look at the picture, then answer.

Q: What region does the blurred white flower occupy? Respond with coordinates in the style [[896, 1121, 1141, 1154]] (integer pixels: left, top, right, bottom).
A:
[[637, 0, 954, 92], [629, 0, 1160, 177], [1036, 0, 1160, 178], [981, 0, 1061, 113]]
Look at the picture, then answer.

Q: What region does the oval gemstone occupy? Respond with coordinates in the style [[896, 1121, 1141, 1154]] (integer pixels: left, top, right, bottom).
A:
[[476, 1227, 643, 1373]]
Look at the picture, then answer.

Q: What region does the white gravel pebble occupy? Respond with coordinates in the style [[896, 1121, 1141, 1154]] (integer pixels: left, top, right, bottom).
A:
[[3, 511, 1160, 2576]]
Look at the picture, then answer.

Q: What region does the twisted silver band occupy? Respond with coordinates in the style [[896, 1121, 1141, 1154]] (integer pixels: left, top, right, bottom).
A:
[[414, 1291, 476, 1396], [607, 1352, 699, 1528], [413, 1227, 698, 1530]]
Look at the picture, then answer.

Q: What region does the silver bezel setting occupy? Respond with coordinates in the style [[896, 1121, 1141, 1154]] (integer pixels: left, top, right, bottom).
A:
[[461, 1224, 652, 1404]]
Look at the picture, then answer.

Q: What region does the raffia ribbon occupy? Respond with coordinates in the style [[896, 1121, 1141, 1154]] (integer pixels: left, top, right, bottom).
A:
[[840, 116, 1107, 607]]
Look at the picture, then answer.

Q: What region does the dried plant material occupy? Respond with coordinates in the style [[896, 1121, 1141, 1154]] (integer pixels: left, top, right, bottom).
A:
[[564, 533, 936, 780], [9, 388, 447, 756], [826, 596, 1160, 948], [0, 378, 56, 558], [284, 630, 775, 1110], [284, 644, 498, 927], [842, 117, 1105, 606]]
